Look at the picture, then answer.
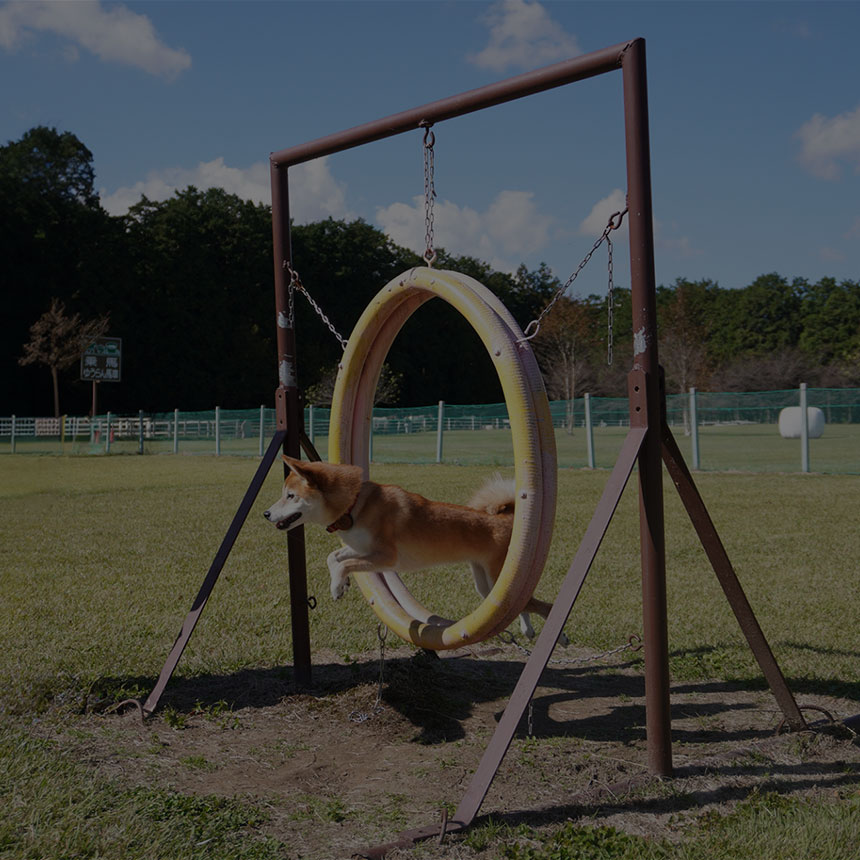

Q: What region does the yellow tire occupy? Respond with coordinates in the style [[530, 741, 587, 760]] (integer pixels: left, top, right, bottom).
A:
[[329, 267, 557, 649]]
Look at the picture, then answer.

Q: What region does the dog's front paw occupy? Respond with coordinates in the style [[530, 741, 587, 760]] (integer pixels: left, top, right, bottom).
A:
[[331, 574, 350, 600]]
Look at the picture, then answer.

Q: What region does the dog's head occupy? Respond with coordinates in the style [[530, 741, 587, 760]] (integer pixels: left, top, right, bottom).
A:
[[263, 455, 362, 533]]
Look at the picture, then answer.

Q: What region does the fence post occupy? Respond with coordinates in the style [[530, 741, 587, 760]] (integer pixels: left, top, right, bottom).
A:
[[173, 408, 179, 454], [215, 406, 221, 456], [11, 414, 16, 454], [800, 383, 809, 473], [690, 387, 700, 470], [436, 400, 445, 463], [259, 405, 265, 457], [138, 409, 145, 455], [106, 412, 112, 454], [584, 393, 595, 468], [309, 404, 315, 446]]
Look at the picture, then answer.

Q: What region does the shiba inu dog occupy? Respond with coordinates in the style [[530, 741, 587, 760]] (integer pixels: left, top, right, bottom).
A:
[[263, 455, 563, 641]]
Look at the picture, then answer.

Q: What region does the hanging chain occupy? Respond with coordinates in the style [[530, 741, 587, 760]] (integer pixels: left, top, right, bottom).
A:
[[421, 123, 437, 267], [348, 623, 388, 723], [497, 631, 642, 666], [520, 207, 627, 344], [606, 228, 615, 366], [284, 262, 348, 351]]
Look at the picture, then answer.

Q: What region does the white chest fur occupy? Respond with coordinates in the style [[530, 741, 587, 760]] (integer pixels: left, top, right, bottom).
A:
[[339, 525, 376, 556]]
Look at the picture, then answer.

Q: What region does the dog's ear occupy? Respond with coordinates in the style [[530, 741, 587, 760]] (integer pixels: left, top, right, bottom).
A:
[[282, 454, 315, 486]]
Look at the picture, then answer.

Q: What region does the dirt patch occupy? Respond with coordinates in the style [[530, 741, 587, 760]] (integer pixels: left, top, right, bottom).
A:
[[38, 644, 860, 859]]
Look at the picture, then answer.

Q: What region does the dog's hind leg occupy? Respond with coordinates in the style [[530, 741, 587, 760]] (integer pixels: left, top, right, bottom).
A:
[[522, 596, 569, 646], [470, 562, 494, 599]]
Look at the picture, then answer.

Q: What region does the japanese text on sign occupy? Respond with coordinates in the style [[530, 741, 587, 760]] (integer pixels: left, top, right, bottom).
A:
[[80, 337, 122, 382]]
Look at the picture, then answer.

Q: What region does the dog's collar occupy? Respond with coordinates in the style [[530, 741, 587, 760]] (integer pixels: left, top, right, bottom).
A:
[[326, 511, 354, 533], [326, 495, 358, 533]]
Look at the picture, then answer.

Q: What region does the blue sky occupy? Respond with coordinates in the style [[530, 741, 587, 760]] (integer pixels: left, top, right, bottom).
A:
[[2, 0, 859, 298]]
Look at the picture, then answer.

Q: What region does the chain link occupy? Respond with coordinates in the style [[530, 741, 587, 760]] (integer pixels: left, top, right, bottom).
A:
[[348, 623, 388, 723], [497, 631, 642, 666], [421, 123, 437, 267], [520, 207, 627, 345], [284, 262, 348, 351], [606, 230, 615, 366]]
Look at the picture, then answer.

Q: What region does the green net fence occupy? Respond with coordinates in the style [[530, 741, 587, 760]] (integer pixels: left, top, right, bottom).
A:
[[2, 388, 859, 474]]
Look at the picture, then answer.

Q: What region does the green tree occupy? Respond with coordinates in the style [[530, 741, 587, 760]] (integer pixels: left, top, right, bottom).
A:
[[1, 126, 116, 414], [710, 273, 803, 362], [798, 277, 860, 364], [120, 187, 274, 410]]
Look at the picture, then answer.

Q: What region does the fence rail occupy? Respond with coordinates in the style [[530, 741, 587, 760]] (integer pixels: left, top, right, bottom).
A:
[[2, 386, 859, 474]]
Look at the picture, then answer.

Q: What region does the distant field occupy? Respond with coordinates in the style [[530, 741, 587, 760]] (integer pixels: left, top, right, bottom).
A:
[[4, 421, 857, 474]]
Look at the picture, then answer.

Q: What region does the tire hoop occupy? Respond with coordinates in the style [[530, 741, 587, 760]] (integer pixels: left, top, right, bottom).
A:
[[329, 267, 557, 649]]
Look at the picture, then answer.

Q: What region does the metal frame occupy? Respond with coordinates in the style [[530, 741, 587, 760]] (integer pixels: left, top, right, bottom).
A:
[[139, 36, 805, 856]]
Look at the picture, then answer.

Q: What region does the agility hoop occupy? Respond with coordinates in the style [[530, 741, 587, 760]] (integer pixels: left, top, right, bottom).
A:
[[328, 267, 557, 649]]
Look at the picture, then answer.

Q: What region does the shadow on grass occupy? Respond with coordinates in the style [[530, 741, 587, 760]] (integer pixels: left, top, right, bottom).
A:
[[478, 758, 860, 838], [86, 640, 859, 747]]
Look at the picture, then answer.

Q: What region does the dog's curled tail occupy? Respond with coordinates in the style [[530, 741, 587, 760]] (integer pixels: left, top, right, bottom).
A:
[[468, 473, 516, 515]]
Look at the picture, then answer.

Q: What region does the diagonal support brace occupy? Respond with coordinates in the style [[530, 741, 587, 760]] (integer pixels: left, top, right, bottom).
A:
[[661, 426, 807, 731], [140, 430, 287, 716]]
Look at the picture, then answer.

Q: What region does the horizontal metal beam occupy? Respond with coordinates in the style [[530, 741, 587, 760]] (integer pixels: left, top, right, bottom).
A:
[[270, 40, 633, 167]]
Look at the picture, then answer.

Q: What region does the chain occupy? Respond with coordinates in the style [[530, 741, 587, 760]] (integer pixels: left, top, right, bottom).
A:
[[606, 230, 615, 366], [520, 207, 627, 344], [421, 123, 437, 266], [497, 631, 642, 666], [284, 262, 348, 351], [348, 623, 388, 723]]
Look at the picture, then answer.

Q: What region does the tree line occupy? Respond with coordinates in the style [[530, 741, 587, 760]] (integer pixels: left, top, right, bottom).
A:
[[3, 127, 858, 418]]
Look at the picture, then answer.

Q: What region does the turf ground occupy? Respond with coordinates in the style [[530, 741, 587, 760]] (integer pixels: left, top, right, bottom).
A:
[[1, 454, 858, 859]]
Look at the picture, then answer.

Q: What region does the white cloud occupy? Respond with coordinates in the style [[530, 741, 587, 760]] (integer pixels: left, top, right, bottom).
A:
[[0, 0, 190, 80], [819, 246, 845, 263], [657, 233, 700, 258], [796, 104, 860, 179], [376, 190, 553, 272], [579, 189, 627, 238], [100, 156, 351, 223], [581, 190, 700, 258], [469, 0, 580, 73]]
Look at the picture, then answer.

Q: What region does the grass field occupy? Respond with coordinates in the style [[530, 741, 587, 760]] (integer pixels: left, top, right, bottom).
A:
[[1, 454, 859, 859]]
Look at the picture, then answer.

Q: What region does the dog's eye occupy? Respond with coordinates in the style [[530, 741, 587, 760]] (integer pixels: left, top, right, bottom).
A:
[[286, 492, 295, 500]]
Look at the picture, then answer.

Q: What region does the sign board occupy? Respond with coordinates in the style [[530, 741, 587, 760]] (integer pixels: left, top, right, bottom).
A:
[[80, 337, 122, 382]]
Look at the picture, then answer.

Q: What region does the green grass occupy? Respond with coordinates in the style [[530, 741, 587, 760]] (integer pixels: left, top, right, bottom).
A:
[[0, 730, 286, 859], [490, 791, 860, 860], [1, 454, 858, 858], [1, 456, 859, 710]]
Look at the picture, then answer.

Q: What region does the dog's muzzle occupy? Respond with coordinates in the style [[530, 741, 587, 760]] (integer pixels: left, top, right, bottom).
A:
[[264, 510, 302, 530]]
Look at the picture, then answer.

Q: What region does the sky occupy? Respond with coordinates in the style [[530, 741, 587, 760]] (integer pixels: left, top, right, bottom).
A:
[[1, 0, 859, 299]]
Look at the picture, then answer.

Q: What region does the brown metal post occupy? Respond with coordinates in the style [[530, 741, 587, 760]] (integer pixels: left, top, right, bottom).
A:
[[622, 39, 673, 777], [271, 160, 312, 688]]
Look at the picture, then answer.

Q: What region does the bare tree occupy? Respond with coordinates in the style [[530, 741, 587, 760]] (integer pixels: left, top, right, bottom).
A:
[[19, 299, 109, 417], [659, 284, 712, 434], [532, 297, 597, 434], [304, 362, 403, 407]]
